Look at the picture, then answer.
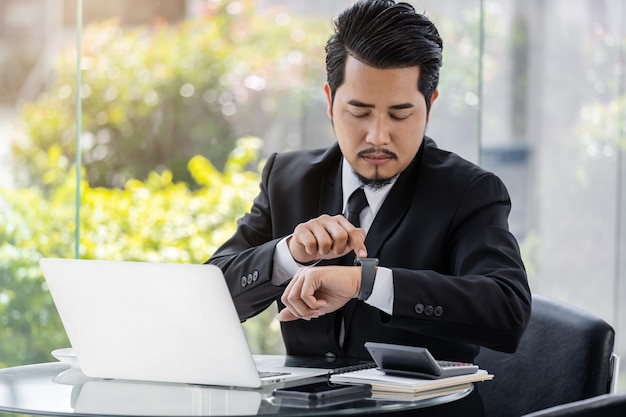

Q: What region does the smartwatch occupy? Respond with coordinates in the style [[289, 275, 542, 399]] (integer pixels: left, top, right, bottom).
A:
[[354, 257, 379, 301]]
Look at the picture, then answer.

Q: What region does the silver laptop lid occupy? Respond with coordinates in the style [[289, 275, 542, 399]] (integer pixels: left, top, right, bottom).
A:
[[40, 258, 263, 387]]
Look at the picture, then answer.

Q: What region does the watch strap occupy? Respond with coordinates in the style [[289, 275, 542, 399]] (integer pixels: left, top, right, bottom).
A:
[[355, 257, 379, 301]]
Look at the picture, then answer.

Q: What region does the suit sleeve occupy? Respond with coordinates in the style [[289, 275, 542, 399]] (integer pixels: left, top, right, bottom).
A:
[[385, 173, 531, 353], [206, 153, 285, 321]]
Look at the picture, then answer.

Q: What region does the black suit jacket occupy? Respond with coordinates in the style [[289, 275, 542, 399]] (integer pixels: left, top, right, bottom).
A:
[[207, 137, 531, 362]]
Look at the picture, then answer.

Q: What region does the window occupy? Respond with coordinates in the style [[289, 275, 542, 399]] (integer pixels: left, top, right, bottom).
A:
[[1, 0, 624, 389]]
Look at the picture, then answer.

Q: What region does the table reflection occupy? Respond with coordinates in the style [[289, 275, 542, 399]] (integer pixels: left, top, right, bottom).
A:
[[0, 362, 475, 417]]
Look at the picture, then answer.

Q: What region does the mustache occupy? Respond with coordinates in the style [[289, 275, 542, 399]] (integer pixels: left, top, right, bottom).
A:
[[357, 148, 398, 160]]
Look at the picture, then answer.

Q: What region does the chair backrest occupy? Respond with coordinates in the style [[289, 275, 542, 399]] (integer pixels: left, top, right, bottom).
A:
[[475, 294, 616, 417], [521, 392, 626, 417]]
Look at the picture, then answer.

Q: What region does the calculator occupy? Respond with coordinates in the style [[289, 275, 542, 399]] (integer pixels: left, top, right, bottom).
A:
[[364, 342, 479, 380]]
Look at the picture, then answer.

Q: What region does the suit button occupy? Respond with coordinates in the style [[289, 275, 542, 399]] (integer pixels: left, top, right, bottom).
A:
[[434, 306, 444, 316], [424, 305, 434, 316], [240, 276, 247, 287], [414, 303, 425, 314], [325, 352, 336, 359], [252, 270, 259, 281], [247, 274, 253, 285]]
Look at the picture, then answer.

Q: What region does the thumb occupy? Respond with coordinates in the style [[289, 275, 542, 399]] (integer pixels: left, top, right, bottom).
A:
[[277, 308, 300, 322]]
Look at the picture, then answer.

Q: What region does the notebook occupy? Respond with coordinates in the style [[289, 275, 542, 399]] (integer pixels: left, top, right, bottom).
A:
[[330, 367, 493, 394], [39, 257, 330, 388]]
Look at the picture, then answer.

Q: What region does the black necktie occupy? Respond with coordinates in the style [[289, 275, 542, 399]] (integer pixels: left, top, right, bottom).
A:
[[339, 187, 369, 348], [346, 187, 368, 228], [341, 188, 368, 267]]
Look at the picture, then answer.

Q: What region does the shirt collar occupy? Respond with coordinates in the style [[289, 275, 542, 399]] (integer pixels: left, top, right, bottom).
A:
[[341, 157, 396, 215]]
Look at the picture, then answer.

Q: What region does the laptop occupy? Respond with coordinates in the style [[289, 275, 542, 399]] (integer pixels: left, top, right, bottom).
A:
[[39, 258, 329, 388]]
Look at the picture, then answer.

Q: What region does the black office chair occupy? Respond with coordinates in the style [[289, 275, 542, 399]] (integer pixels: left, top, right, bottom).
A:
[[475, 294, 617, 417], [521, 392, 626, 417]]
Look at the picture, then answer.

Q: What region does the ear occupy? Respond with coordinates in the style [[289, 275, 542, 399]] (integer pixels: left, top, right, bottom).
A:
[[323, 82, 333, 119], [426, 89, 439, 122], [430, 89, 439, 107]]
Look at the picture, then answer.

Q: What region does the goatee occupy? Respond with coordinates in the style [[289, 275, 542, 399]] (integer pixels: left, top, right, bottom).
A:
[[353, 169, 398, 190]]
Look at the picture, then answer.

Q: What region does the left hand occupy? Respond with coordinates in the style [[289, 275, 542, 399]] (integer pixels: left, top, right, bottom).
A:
[[278, 265, 361, 322]]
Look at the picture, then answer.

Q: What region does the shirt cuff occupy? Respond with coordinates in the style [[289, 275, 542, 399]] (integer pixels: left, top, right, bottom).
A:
[[364, 266, 393, 315], [271, 236, 300, 286]]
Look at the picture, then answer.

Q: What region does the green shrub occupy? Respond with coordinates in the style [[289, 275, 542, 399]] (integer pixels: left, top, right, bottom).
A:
[[10, 0, 327, 189]]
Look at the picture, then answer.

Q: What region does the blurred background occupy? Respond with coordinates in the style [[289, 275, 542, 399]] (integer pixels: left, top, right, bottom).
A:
[[0, 0, 624, 390]]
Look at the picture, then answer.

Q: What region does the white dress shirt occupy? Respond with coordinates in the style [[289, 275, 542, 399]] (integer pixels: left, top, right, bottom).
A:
[[271, 158, 395, 315]]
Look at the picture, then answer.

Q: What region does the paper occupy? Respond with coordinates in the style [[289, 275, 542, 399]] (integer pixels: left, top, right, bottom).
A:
[[370, 383, 473, 402], [330, 368, 493, 394]]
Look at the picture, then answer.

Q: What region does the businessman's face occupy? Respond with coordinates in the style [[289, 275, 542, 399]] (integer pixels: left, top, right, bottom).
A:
[[325, 56, 438, 184]]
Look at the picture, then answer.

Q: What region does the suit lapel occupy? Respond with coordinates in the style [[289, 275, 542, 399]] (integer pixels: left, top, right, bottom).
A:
[[318, 164, 342, 217], [364, 141, 424, 257], [317, 151, 344, 267]]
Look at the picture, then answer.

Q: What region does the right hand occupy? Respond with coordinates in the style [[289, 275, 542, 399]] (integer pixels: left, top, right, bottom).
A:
[[287, 214, 367, 264]]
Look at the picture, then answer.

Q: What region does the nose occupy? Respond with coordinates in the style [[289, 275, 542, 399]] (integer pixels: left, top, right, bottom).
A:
[[365, 116, 391, 146]]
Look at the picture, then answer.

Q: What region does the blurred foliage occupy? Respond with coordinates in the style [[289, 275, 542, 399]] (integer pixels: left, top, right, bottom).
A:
[[577, 97, 626, 159], [433, 5, 502, 115], [545, 92, 625, 192], [0, 137, 285, 368], [10, 0, 327, 189]]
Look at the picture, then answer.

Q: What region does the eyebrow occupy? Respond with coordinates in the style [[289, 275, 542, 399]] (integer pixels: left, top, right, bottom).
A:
[[347, 100, 414, 110]]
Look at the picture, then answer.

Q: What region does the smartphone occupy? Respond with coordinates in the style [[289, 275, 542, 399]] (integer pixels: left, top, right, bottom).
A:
[[272, 381, 371, 401], [365, 342, 479, 379]]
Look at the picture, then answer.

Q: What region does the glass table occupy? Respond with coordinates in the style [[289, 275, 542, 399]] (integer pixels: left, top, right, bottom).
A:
[[0, 362, 477, 416]]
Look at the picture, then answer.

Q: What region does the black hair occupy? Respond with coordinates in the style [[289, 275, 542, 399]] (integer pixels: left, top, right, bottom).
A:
[[325, 0, 443, 112]]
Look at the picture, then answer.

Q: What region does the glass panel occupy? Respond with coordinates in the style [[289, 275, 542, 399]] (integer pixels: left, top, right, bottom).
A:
[[481, 0, 626, 389], [0, 0, 74, 366]]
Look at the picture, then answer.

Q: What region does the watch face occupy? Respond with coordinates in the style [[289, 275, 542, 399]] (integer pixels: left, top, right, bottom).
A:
[[355, 257, 379, 266]]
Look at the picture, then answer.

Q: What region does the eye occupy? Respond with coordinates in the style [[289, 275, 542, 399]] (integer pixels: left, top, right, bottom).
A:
[[348, 111, 370, 119], [390, 112, 411, 121]]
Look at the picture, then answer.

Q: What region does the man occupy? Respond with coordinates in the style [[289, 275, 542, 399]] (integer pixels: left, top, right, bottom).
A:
[[207, 0, 531, 363]]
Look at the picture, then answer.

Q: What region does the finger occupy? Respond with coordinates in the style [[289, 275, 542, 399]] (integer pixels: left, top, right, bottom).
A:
[[296, 269, 329, 312], [309, 228, 334, 256], [293, 215, 338, 257], [348, 228, 368, 258], [323, 220, 352, 255], [281, 278, 305, 316], [277, 308, 299, 322], [277, 308, 320, 322], [300, 291, 328, 310], [337, 217, 367, 258], [281, 275, 320, 318], [280, 301, 321, 320], [292, 227, 320, 256]]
